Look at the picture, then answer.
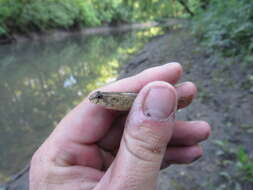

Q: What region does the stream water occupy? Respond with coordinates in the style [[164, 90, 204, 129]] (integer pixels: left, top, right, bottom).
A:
[[0, 27, 166, 182]]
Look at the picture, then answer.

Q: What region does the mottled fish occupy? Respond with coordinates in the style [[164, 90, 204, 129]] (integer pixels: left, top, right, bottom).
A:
[[89, 91, 189, 111], [89, 91, 137, 111]]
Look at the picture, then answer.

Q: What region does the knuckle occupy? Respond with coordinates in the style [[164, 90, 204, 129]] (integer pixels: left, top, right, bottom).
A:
[[124, 127, 166, 162]]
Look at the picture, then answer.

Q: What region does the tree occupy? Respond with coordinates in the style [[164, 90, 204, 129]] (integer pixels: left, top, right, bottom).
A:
[[176, 0, 194, 16]]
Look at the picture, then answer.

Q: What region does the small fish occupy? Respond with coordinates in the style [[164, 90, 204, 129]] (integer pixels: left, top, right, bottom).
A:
[[89, 91, 190, 111], [89, 91, 137, 111]]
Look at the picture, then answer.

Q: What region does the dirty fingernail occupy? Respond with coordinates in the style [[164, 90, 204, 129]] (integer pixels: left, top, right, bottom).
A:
[[193, 155, 202, 162], [143, 87, 176, 120]]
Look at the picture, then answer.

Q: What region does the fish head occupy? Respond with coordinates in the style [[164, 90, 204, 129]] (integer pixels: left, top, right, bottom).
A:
[[89, 91, 104, 104]]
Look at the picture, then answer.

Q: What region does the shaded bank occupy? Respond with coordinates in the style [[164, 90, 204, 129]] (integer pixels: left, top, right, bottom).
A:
[[0, 19, 185, 44]]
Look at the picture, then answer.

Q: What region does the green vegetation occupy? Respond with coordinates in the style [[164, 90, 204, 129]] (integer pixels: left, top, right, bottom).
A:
[[1, 0, 252, 62], [236, 148, 253, 182], [1, 0, 253, 61], [0, 0, 100, 35], [192, 0, 253, 63], [212, 140, 253, 189], [0, 0, 191, 38]]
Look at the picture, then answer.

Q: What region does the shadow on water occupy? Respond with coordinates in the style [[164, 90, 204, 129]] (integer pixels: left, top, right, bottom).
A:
[[0, 26, 166, 182]]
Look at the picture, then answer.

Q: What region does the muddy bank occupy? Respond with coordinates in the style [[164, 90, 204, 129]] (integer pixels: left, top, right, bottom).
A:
[[2, 27, 253, 190]]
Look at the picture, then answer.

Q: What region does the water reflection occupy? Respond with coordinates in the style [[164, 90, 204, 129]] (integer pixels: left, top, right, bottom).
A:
[[0, 27, 165, 182]]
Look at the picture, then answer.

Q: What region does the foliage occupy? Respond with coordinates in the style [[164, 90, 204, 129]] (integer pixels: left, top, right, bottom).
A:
[[0, 0, 199, 36], [236, 148, 253, 182], [0, 0, 100, 34], [192, 0, 253, 60], [2, 0, 252, 63], [77, 0, 100, 26], [91, 0, 131, 24], [0, 25, 6, 35]]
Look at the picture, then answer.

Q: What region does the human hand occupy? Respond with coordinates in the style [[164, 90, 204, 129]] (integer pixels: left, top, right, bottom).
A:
[[30, 63, 211, 190]]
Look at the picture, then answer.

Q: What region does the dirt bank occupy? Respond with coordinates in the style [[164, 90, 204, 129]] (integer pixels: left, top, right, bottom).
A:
[[120, 29, 253, 190], [2, 27, 253, 190]]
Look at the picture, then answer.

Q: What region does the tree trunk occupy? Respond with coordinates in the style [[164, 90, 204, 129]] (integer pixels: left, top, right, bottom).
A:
[[177, 0, 195, 16]]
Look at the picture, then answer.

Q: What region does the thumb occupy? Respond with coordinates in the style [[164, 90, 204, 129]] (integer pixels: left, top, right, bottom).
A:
[[98, 81, 177, 190]]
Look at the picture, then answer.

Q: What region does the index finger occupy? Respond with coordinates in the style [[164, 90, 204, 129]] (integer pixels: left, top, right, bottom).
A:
[[100, 62, 182, 92], [52, 63, 182, 145]]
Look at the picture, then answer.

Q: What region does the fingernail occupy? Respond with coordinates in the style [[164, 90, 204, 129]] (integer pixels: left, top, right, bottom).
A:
[[174, 82, 187, 88], [177, 95, 194, 109], [143, 87, 176, 120]]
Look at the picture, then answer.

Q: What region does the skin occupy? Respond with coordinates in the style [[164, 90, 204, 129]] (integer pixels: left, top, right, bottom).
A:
[[30, 63, 211, 190]]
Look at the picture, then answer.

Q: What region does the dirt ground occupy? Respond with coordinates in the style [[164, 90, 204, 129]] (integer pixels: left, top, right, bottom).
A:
[[120, 29, 253, 190], [2, 27, 253, 190]]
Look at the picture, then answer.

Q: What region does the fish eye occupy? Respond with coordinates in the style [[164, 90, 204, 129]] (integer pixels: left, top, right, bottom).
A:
[[95, 92, 103, 99]]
